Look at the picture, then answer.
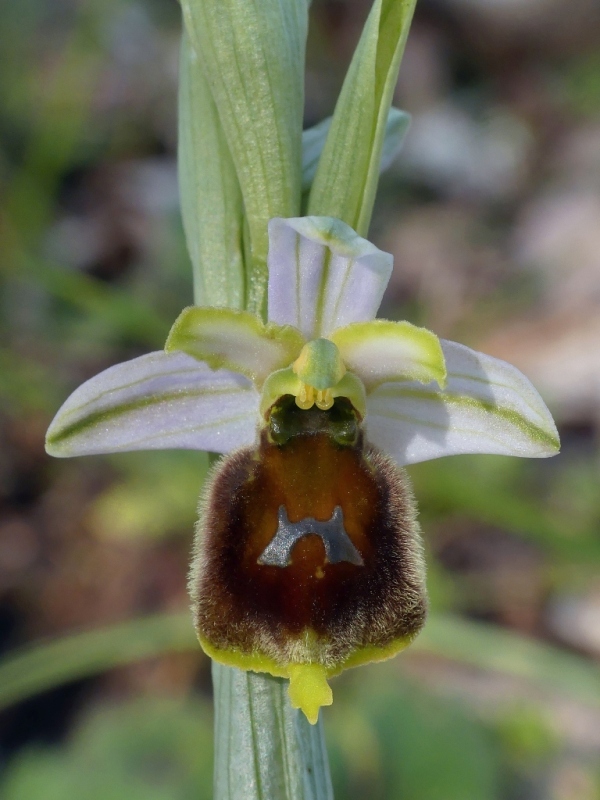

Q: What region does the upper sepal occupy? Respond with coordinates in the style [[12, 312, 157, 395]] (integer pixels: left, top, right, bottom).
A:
[[267, 216, 393, 340]]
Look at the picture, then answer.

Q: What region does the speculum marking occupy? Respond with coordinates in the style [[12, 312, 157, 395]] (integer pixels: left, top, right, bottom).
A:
[[258, 506, 364, 568]]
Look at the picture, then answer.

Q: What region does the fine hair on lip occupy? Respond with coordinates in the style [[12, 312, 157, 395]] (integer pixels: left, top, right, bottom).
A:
[[190, 396, 428, 672]]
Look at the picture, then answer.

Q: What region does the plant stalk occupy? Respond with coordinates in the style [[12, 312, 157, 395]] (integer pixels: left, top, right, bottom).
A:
[[212, 662, 334, 800]]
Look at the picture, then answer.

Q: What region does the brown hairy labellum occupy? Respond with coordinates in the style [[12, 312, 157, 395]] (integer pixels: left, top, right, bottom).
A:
[[189, 395, 427, 722]]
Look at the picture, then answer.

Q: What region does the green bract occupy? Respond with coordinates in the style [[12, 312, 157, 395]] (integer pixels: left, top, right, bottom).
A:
[[180, 0, 308, 314], [178, 31, 245, 309], [308, 0, 418, 235], [301, 107, 411, 193]]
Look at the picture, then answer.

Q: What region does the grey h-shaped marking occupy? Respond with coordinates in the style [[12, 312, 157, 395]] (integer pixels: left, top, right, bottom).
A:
[[258, 506, 364, 568]]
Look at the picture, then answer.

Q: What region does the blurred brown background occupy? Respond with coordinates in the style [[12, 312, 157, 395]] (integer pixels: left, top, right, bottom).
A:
[[1, 0, 600, 797]]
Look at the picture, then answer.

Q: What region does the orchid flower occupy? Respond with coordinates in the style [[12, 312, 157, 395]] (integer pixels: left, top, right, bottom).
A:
[[46, 216, 559, 723]]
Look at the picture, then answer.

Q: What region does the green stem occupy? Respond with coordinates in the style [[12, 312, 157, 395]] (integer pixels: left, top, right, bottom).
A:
[[180, 0, 333, 783], [213, 662, 333, 800]]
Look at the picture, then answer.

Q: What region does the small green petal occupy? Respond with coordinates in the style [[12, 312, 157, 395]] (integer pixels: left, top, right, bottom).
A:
[[331, 373, 367, 418], [260, 367, 303, 417], [260, 367, 367, 418], [165, 307, 305, 386], [330, 320, 447, 390]]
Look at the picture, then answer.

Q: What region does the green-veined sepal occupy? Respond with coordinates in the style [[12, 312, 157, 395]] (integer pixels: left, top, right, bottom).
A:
[[45, 351, 259, 458], [366, 339, 560, 466], [267, 216, 393, 340]]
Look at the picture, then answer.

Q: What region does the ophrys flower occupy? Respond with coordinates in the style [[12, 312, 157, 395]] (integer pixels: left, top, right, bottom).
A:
[[46, 216, 559, 722]]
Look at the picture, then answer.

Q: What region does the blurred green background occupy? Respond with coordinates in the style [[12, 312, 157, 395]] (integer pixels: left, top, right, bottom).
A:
[[1, 0, 600, 797]]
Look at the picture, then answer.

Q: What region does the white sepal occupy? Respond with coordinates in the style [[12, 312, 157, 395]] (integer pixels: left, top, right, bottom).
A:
[[267, 216, 393, 339], [46, 351, 259, 457], [365, 340, 560, 465]]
